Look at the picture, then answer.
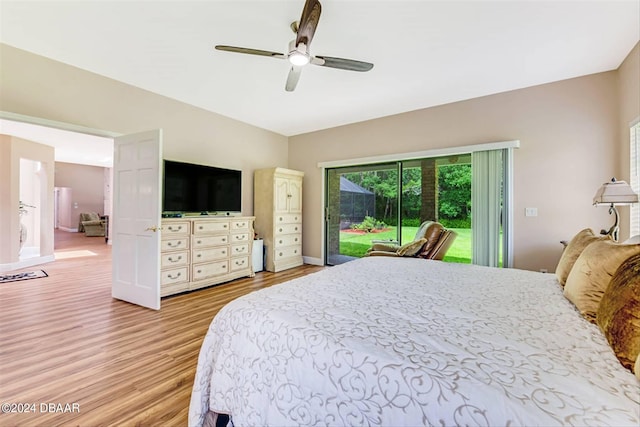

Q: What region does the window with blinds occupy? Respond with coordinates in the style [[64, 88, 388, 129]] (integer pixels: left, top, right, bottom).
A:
[[631, 121, 639, 237]]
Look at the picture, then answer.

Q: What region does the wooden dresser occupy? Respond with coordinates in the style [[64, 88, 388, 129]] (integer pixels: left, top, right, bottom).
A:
[[160, 216, 255, 297], [254, 168, 304, 272]]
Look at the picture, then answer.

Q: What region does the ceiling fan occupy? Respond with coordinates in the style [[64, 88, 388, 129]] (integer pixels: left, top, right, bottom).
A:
[[215, 0, 374, 92]]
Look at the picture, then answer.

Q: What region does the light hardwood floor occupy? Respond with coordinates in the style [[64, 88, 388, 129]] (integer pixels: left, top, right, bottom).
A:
[[0, 230, 324, 426]]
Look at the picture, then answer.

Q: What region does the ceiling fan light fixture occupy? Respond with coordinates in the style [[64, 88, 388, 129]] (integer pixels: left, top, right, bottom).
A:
[[289, 51, 310, 66]]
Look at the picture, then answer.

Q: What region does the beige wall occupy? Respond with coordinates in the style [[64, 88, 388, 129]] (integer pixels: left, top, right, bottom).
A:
[[616, 42, 640, 236], [289, 71, 627, 272], [54, 162, 106, 229], [0, 44, 289, 216]]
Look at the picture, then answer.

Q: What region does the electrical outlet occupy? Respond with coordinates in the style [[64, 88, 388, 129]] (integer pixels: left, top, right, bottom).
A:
[[525, 207, 538, 217]]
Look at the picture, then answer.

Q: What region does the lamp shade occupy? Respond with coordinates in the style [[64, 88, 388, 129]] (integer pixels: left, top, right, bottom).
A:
[[593, 178, 639, 205]]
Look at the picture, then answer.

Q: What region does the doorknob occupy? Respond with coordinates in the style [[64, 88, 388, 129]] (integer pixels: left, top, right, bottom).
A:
[[145, 226, 162, 232]]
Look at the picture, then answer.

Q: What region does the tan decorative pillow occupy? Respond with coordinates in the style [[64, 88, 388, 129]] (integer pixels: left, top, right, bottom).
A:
[[397, 238, 428, 257], [556, 228, 610, 287], [564, 240, 640, 322], [596, 253, 640, 373]]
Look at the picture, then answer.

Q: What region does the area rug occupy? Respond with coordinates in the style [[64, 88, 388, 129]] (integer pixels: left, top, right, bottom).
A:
[[0, 270, 48, 283]]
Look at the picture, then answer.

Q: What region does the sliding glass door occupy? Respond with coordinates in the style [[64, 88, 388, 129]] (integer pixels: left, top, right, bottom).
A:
[[325, 163, 399, 266], [325, 150, 510, 267]]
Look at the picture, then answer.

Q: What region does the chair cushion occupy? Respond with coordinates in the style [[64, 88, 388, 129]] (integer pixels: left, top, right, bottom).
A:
[[556, 228, 610, 287], [397, 238, 428, 257], [563, 240, 640, 322], [596, 253, 640, 373], [417, 222, 445, 258]]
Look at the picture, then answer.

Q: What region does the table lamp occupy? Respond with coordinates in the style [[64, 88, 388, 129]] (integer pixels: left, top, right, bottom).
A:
[[593, 177, 639, 241]]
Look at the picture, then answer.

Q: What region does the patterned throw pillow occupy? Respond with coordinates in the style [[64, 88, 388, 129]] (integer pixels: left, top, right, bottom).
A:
[[596, 253, 640, 374], [555, 228, 610, 287], [563, 240, 640, 322], [397, 238, 428, 257]]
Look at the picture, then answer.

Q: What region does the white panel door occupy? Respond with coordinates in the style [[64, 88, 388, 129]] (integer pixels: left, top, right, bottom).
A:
[[112, 129, 162, 310]]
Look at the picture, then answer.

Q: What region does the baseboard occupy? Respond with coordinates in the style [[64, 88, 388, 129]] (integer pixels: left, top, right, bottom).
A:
[[58, 226, 78, 232], [302, 256, 324, 266], [0, 254, 56, 273]]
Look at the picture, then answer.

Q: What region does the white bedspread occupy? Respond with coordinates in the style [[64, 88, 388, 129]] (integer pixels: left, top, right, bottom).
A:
[[189, 257, 640, 426]]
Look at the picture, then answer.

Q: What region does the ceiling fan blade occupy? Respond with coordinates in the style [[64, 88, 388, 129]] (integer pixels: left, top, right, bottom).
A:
[[285, 66, 303, 92], [295, 0, 321, 49], [312, 55, 374, 72], [215, 45, 285, 59]]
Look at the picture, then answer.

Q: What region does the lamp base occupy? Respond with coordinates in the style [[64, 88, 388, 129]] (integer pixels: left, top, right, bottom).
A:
[[601, 204, 620, 242]]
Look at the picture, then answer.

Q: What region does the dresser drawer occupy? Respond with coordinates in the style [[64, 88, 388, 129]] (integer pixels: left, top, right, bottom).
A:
[[231, 219, 251, 231], [231, 243, 250, 256], [193, 221, 230, 234], [162, 221, 190, 235], [275, 223, 301, 235], [160, 266, 189, 286], [230, 256, 250, 272], [275, 213, 301, 224], [192, 234, 229, 248], [274, 234, 301, 248], [160, 250, 189, 268], [275, 245, 302, 259], [192, 260, 229, 281], [161, 237, 189, 251], [193, 246, 229, 263], [161, 280, 190, 297], [230, 232, 250, 243]]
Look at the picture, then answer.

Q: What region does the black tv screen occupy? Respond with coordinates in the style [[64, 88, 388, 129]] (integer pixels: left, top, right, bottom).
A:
[[162, 160, 241, 213]]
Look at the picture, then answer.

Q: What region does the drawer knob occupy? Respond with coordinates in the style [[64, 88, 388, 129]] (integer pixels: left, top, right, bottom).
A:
[[199, 226, 203, 230], [279, 217, 283, 221], [168, 241, 181, 247], [294, 250, 297, 254], [279, 240, 283, 244], [224, 224, 228, 228], [197, 240, 201, 244], [168, 272, 181, 279], [197, 254, 201, 258], [222, 238, 227, 242], [222, 250, 226, 254], [294, 238, 299, 242], [279, 252, 283, 257], [279, 228, 283, 232], [295, 227, 298, 231], [168, 256, 182, 262], [197, 269, 202, 274]]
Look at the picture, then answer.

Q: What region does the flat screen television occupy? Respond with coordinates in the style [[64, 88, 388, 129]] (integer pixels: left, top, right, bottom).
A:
[[162, 160, 242, 214]]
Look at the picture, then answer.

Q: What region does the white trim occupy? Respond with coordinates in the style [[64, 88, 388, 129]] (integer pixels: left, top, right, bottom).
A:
[[0, 111, 121, 138], [318, 140, 520, 169], [58, 226, 79, 233], [302, 256, 324, 266]]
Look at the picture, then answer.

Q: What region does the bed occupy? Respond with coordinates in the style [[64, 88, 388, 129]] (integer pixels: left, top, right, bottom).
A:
[[189, 256, 640, 426]]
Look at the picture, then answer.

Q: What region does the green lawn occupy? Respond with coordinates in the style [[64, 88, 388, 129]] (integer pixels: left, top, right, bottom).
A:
[[339, 227, 472, 263]]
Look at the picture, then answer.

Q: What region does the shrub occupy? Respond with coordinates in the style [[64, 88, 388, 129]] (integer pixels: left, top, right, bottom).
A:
[[439, 218, 471, 229], [351, 216, 386, 233]]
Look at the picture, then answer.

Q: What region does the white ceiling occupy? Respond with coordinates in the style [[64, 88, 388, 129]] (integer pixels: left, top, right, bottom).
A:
[[1, 0, 639, 138], [0, 119, 114, 167]]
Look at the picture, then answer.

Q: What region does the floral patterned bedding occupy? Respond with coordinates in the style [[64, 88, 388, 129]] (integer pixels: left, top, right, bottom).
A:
[[189, 257, 640, 426]]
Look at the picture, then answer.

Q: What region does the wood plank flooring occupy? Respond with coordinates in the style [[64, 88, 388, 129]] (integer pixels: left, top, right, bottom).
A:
[[0, 230, 324, 426]]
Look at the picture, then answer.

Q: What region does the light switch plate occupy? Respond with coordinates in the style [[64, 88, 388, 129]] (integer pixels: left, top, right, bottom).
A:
[[525, 207, 538, 217]]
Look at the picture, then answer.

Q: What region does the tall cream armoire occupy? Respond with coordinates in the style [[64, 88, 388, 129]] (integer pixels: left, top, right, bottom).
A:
[[254, 168, 304, 272]]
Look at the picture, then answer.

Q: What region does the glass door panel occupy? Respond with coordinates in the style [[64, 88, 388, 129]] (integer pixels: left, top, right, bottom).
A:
[[325, 164, 399, 265]]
